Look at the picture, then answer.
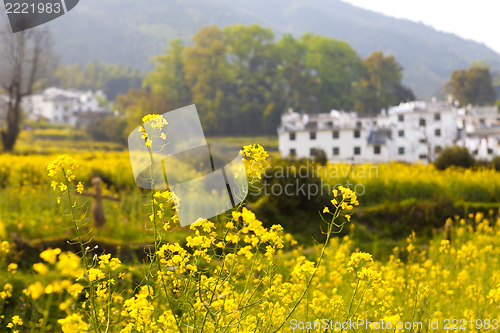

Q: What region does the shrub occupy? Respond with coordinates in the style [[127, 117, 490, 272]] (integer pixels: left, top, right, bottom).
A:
[[434, 146, 475, 170], [312, 148, 327, 165], [86, 115, 128, 144], [492, 156, 500, 171]]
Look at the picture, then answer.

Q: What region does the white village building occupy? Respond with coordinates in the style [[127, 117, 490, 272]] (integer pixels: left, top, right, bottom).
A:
[[22, 87, 110, 127], [278, 100, 500, 163], [456, 105, 500, 158]]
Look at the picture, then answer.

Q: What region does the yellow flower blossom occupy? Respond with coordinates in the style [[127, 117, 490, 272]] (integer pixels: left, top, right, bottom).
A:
[[40, 248, 62, 265], [7, 263, 17, 274], [33, 263, 49, 276], [76, 182, 84, 194]]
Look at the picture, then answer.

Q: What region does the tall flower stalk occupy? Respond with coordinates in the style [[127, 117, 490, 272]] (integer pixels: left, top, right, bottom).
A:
[[274, 186, 359, 332], [47, 155, 101, 332]]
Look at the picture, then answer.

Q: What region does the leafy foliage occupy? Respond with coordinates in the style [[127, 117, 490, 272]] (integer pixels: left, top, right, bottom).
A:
[[434, 146, 476, 170], [123, 25, 412, 136], [445, 66, 497, 106], [354, 51, 415, 114]]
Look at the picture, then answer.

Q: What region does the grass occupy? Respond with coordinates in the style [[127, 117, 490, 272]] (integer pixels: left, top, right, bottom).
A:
[[15, 128, 124, 154]]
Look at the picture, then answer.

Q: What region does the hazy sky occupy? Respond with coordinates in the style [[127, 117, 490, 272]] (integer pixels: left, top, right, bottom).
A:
[[343, 0, 500, 54]]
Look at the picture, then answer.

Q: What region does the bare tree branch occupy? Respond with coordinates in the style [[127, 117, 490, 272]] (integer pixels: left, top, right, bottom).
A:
[[0, 25, 54, 151]]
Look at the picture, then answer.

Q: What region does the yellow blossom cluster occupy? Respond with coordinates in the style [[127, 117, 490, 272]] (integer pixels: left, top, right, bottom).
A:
[[240, 144, 269, 180], [2, 208, 500, 332], [138, 113, 169, 147]]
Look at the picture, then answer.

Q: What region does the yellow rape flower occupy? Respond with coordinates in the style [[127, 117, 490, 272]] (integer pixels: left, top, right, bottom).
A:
[[40, 248, 62, 265], [58, 313, 88, 333], [76, 182, 84, 194], [88, 268, 106, 282], [7, 263, 17, 274], [7, 315, 23, 328], [33, 263, 49, 276]]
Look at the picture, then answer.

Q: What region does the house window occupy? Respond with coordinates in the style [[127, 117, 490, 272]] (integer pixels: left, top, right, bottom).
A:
[[435, 129, 441, 137], [290, 148, 296, 156], [374, 145, 381, 155], [327, 121, 333, 128], [398, 115, 404, 122], [419, 118, 426, 127], [488, 148, 494, 154], [354, 130, 360, 138], [310, 148, 316, 156], [333, 131, 339, 139], [310, 131, 316, 140], [356, 121, 362, 128], [434, 113, 441, 121], [398, 130, 404, 137], [289, 132, 296, 141], [354, 147, 361, 155], [419, 154, 427, 160], [419, 138, 427, 144], [398, 147, 405, 155], [434, 146, 442, 153], [333, 147, 339, 156]]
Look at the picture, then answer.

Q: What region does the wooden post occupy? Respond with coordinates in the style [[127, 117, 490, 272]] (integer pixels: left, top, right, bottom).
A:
[[79, 177, 120, 227]]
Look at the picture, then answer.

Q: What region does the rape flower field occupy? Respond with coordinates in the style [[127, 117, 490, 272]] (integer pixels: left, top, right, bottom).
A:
[[1, 149, 500, 332]]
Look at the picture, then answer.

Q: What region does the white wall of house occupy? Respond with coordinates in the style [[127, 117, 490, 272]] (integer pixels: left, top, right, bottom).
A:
[[278, 100, 496, 164], [22, 88, 108, 126], [388, 101, 457, 162]]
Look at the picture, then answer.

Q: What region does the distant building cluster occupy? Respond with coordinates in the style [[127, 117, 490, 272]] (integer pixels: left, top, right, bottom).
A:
[[16, 87, 112, 127], [278, 100, 500, 163]]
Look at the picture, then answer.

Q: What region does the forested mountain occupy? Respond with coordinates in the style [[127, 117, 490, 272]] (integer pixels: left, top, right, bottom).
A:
[[2, 0, 500, 98]]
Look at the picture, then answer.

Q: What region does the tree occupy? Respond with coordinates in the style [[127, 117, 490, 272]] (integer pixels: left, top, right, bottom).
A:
[[144, 39, 191, 108], [445, 66, 496, 106], [0, 27, 54, 151], [223, 24, 280, 135], [116, 89, 166, 130], [183, 26, 232, 135], [355, 51, 414, 114], [277, 34, 319, 114], [133, 25, 413, 136], [300, 34, 365, 112]]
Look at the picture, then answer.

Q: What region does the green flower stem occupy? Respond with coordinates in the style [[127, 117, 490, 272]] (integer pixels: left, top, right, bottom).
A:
[[62, 168, 101, 333]]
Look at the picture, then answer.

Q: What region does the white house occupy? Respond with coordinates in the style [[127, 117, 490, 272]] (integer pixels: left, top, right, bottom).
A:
[[278, 100, 497, 163], [278, 109, 393, 163], [456, 105, 500, 159], [22, 87, 109, 126], [388, 101, 457, 162]]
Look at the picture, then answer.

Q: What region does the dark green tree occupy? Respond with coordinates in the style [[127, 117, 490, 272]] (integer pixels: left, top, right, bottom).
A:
[[128, 24, 413, 136], [445, 66, 496, 106], [355, 51, 414, 114], [183, 26, 232, 135], [277, 34, 318, 114], [144, 39, 191, 108], [300, 34, 365, 112], [223, 24, 280, 135]]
